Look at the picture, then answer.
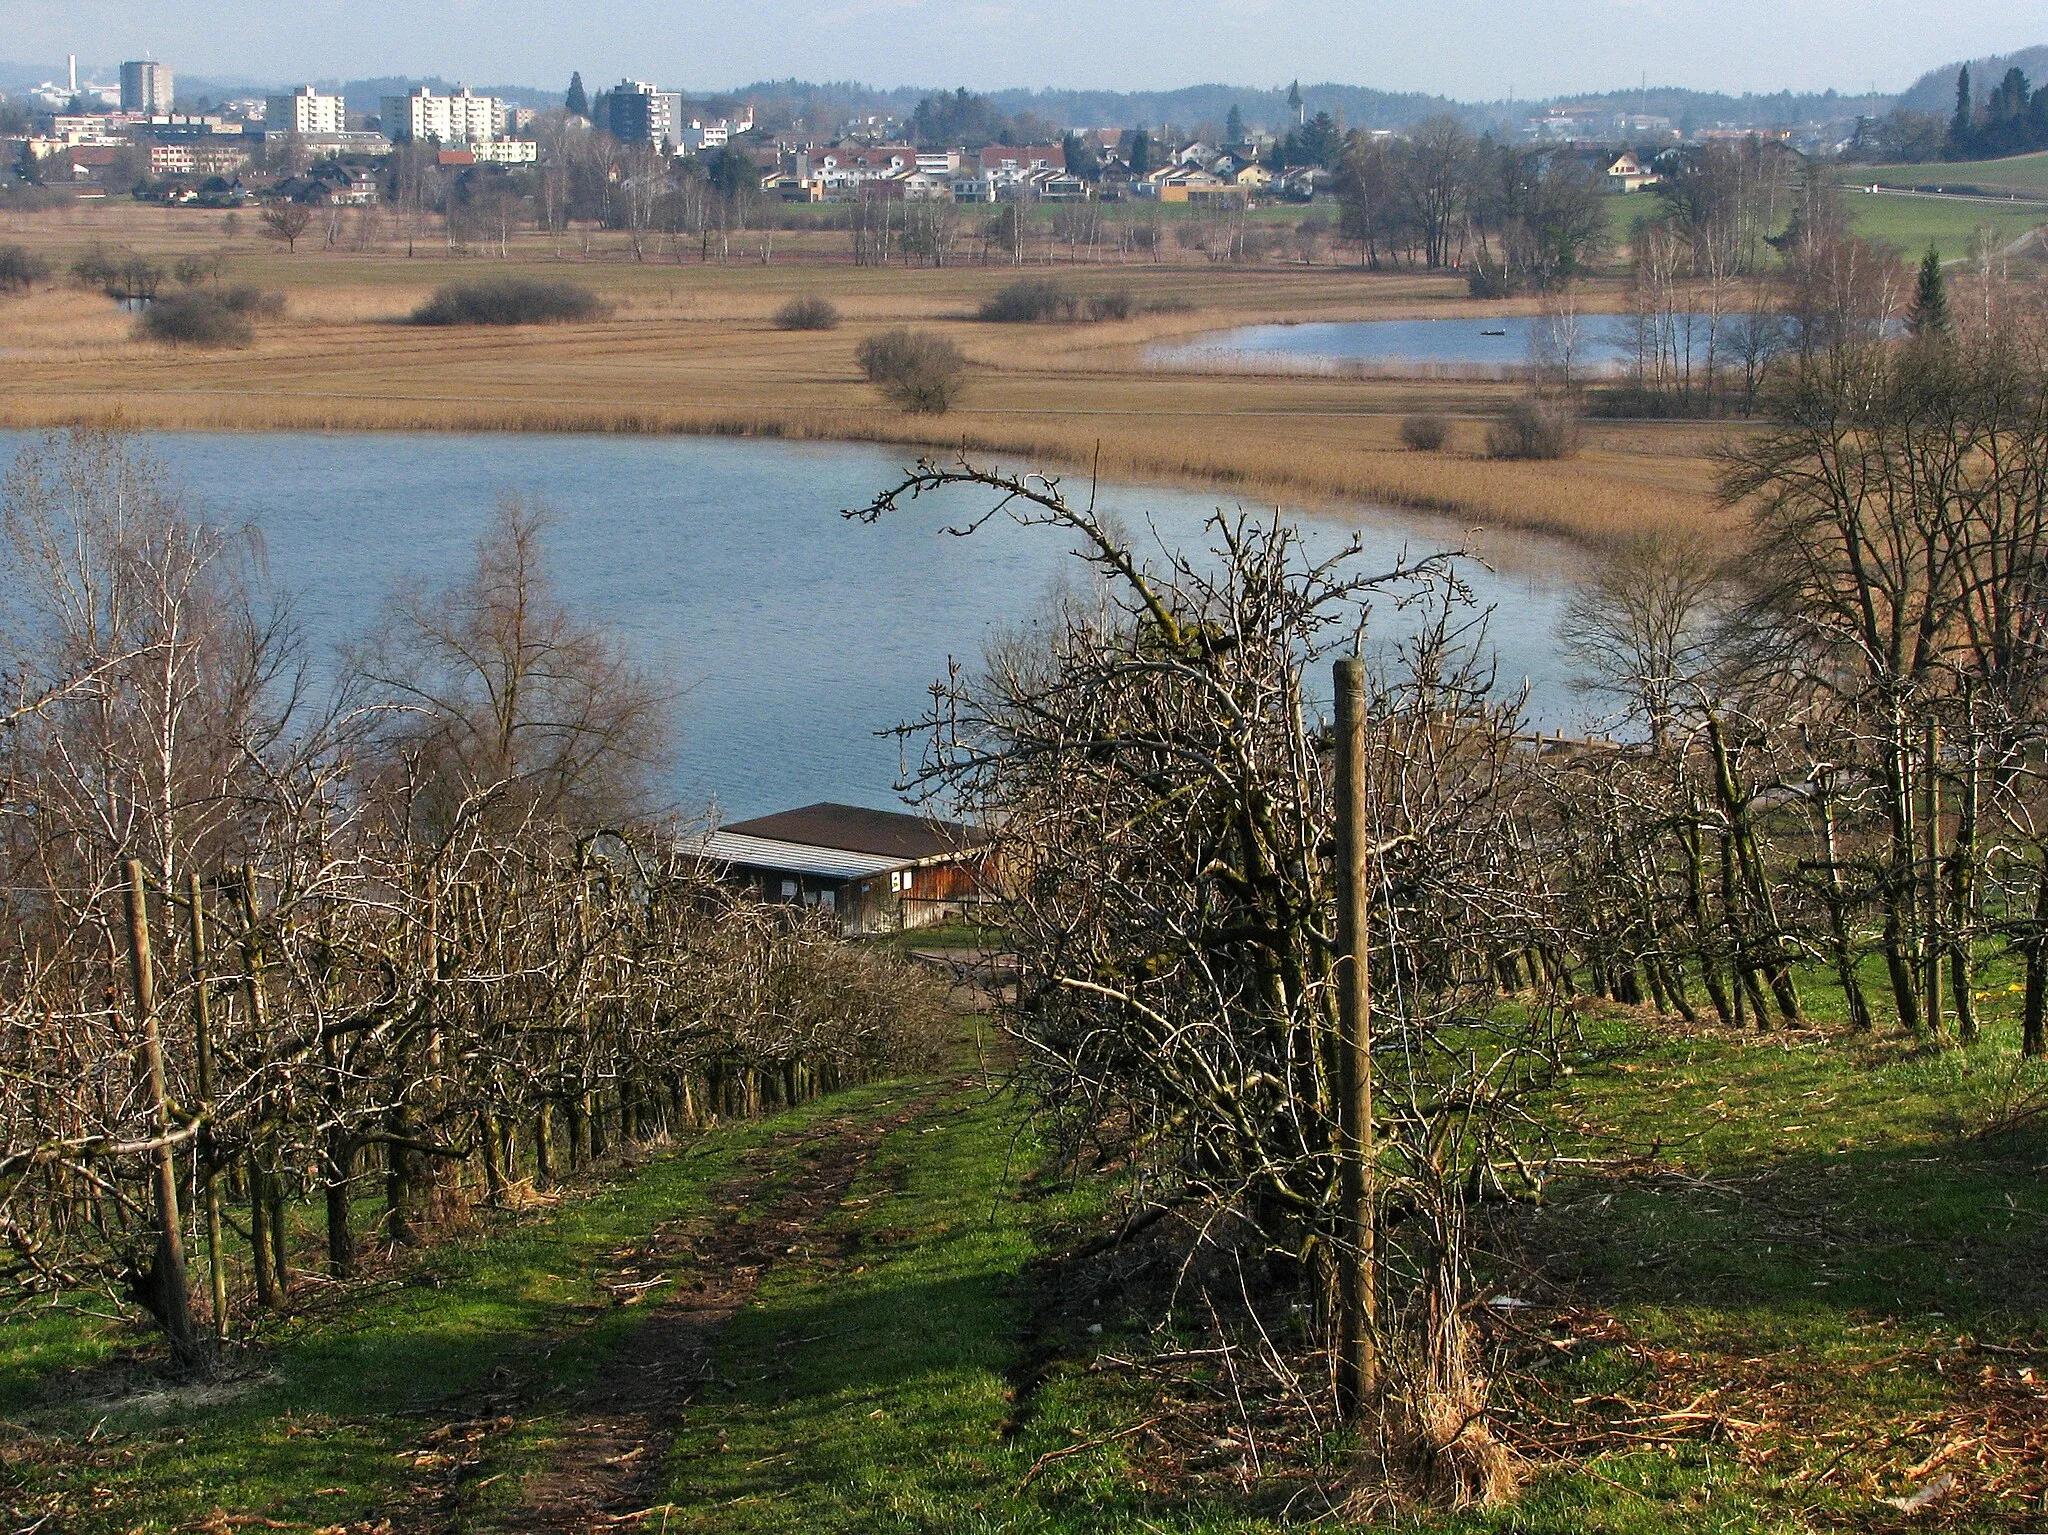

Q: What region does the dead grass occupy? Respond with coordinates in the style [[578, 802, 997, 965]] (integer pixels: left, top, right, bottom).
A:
[[0, 203, 1729, 549]]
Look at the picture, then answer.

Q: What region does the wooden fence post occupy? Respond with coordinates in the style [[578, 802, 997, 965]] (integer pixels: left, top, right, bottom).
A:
[[1333, 659, 1379, 1415], [187, 872, 229, 1340], [124, 859, 200, 1370]]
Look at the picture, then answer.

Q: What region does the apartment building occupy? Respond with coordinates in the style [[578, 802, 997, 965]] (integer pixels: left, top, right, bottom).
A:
[[266, 85, 348, 136], [608, 80, 683, 147], [120, 61, 173, 113], [381, 86, 502, 145], [149, 142, 249, 178]]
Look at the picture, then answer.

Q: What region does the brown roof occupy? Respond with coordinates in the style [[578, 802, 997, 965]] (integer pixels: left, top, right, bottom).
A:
[[721, 802, 986, 862]]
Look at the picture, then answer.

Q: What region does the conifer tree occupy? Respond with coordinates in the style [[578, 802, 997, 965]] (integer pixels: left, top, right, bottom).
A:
[[1908, 247, 1952, 338], [1949, 65, 1972, 154], [566, 71, 589, 119], [1226, 103, 1246, 145]]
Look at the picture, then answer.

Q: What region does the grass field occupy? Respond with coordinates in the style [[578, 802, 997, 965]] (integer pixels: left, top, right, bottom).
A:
[[5, 978, 2043, 1533], [1834, 192, 2042, 257], [1847, 149, 2048, 197]]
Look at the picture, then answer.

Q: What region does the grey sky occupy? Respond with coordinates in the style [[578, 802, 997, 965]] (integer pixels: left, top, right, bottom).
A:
[[4, 0, 2038, 100]]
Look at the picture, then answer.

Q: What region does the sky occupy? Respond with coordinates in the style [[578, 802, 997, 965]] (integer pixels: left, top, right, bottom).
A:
[[2, 0, 2041, 101]]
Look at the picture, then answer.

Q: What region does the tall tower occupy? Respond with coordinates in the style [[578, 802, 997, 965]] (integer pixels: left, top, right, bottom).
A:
[[120, 60, 173, 113]]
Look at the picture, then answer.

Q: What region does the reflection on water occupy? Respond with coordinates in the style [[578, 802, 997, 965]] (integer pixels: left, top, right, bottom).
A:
[[0, 430, 1597, 818]]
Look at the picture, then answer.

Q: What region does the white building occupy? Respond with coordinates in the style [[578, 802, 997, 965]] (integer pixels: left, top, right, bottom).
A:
[[380, 87, 503, 145], [266, 86, 348, 137], [465, 139, 538, 164], [121, 61, 173, 113]]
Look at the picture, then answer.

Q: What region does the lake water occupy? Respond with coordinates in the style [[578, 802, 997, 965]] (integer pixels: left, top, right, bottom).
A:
[[0, 430, 1591, 819], [1150, 315, 1661, 376]]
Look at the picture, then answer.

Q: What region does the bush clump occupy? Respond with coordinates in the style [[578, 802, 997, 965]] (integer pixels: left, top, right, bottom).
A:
[[773, 294, 841, 331], [411, 278, 605, 327], [979, 278, 1076, 323], [0, 245, 51, 295], [1399, 414, 1451, 452], [137, 286, 284, 348], [856, 327, 969, 414], [1485, 398, 1580, 461]]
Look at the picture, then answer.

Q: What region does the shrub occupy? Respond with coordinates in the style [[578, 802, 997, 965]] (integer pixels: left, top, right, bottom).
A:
[[0, 245, 50, 294], [979, 279, 1075, 323], [411, 278, 605, 327], [773, 294, 841, 331], [855, 327, 969, 414], [138, 290, 256, 347], [1485, 398, 1580, 461], [1399, 414, 1451, 452], [1084, 288, 1135, 322]]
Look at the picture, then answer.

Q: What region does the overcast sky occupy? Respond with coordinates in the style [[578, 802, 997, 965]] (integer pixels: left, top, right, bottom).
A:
[[4, 0, 2040, 100]]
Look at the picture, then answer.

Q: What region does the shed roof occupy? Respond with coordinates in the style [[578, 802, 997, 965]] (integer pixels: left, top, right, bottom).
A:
[[720, 802, 986, 863], [684, 830, 902, 881]]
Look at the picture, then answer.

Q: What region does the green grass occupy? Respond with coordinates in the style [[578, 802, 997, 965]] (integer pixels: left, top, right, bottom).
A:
[[1606, 185, 2043, 261], [1847, 150, 2048, 197], [5, 991, 2045, 1533], [0, 1078, 922, 1533]]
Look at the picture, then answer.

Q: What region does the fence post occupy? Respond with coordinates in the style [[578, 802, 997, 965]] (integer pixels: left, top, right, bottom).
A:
[[187, 872, 229, 1340], [124, 859, 200, 1370], [1923, 719, 1944, 1038], [1333, 659, 1379, 1415]]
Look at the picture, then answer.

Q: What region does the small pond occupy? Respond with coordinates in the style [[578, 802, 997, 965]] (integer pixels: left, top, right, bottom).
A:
[[1149, 314, 1717, 376]]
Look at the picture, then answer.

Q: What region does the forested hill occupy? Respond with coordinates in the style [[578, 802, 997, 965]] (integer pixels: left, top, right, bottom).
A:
[[1899, 44, 2048, 114]]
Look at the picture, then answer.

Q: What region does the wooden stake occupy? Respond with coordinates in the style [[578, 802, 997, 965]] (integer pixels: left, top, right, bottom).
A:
[[1333, 658, 1379, 1414], [124, 859, 199, 1370], [1923, 719, 1944, 1037], [187, 872, 229, 1341]]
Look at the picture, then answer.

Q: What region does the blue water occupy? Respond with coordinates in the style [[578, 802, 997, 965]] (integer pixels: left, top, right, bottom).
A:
[[0, 430, 1587, 818], [1150, 315, 1672, 374]]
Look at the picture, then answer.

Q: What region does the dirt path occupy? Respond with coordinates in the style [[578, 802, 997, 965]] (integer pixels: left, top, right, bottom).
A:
[[394, 1084, 939, 1534]]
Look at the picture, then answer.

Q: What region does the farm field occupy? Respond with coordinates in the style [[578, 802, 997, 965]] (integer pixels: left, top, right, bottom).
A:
[[2, 1001, 2042, 1534]]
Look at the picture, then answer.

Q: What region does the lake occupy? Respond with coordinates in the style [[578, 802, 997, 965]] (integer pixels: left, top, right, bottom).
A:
[[0, 430, 1592, 819], [1149, 315, 1674, 376]]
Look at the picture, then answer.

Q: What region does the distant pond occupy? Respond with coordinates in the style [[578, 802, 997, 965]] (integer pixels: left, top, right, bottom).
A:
[[0, 430, 1594, 819], [1148, 314, 1714, 377]]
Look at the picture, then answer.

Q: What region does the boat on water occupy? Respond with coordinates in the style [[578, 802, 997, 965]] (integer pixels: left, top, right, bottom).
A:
[[1479, 328, 1508, 337]]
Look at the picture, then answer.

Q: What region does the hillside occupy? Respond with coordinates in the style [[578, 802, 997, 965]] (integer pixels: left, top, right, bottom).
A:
[[1899, 43, 2048, 114]]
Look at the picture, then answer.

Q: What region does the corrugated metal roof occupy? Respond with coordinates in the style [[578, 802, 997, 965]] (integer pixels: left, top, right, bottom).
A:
[[682, 830, 904, 882]]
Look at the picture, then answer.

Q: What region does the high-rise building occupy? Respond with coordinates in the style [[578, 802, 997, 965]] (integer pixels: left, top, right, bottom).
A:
[[266, 85, 348, 136], [120, 60, 173, 113], [380, 86, 502, 144], [608, 80, 683, 148]]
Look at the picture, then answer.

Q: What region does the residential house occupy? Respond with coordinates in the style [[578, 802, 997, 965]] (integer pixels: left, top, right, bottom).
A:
[[1605, 152, 1658, 193]]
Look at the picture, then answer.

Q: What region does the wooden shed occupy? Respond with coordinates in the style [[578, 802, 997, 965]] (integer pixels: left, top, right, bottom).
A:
[[685, 803, 990, 936]]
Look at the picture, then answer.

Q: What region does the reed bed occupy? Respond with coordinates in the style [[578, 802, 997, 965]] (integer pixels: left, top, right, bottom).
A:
[[0, 206, 1727, 551]]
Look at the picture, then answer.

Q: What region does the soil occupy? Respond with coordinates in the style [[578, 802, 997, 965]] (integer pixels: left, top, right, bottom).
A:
[[392, 1085, 939, 1534]]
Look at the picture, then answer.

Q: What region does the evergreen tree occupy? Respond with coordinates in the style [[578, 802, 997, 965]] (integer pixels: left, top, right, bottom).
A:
[[1948, 65, 1972, 154], [1908, 247, 1952, 338], [566, 71, 589, 119], [1124, 126, 1152, 176], [1226, 103, 1246, 145]]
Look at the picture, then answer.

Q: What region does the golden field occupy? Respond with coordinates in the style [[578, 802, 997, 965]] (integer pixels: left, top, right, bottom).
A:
[[0, 203, 1740, 550]]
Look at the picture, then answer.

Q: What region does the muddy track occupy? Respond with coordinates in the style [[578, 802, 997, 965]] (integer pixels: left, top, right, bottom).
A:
[[393, 1084, 943, 1534]]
